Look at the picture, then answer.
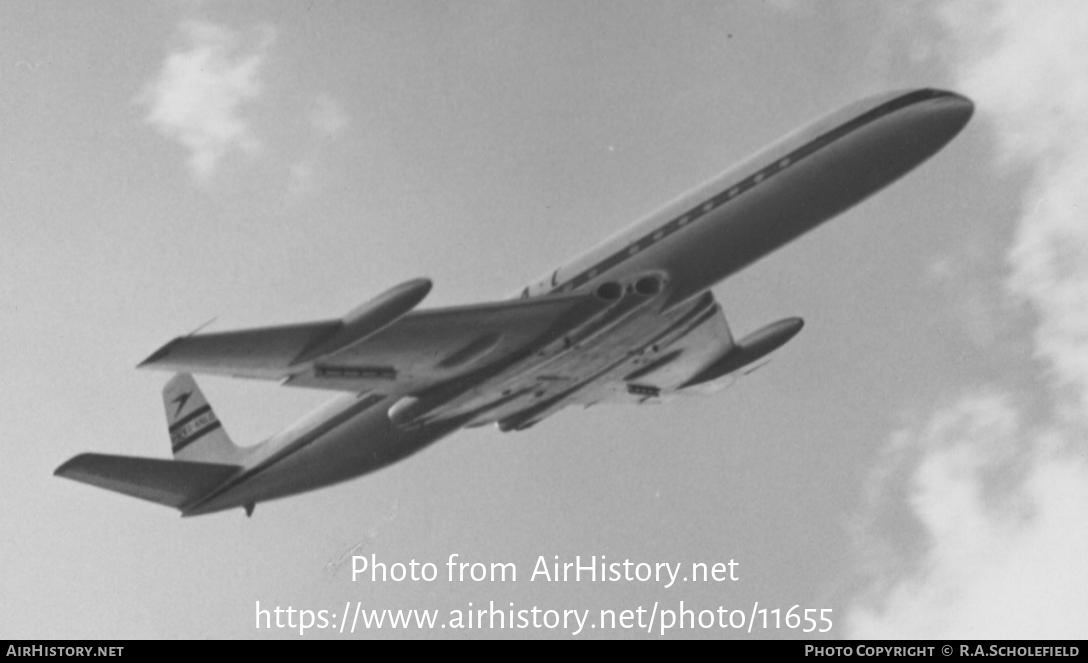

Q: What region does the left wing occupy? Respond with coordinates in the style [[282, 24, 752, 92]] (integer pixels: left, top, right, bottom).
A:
[[140, 293, 606, 393]]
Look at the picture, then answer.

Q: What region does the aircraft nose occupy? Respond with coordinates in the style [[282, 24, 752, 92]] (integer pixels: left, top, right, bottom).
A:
[[924, 88, 975, 133]]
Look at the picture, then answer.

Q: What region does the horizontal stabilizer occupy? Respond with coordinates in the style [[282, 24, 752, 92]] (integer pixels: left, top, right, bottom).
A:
[[54, 453, 240, 510]]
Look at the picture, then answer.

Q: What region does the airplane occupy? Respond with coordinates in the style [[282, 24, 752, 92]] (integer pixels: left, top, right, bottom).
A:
[[55, 88, 974, 517]]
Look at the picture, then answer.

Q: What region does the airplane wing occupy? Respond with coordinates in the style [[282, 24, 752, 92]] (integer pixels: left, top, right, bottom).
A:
[[140, 321, 341, 380], [472, 292, 738, 431], [525, 292, 739, 410], [139, 293, 606, 393]]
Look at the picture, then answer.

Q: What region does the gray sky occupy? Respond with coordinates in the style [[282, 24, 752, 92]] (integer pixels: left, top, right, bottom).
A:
[[2, 1, 1085, 639]]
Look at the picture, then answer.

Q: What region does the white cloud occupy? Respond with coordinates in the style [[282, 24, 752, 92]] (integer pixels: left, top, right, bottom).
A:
[[309, 94, 348, 138], [137, 21, 276, 183], [287, 156, 319, 198], [848, 0, 1088, 639], [938, 1, 1088, 409], [850, 394, 1088, 638], [927, 244, 1014, 349], [288, 94, 349, 197]]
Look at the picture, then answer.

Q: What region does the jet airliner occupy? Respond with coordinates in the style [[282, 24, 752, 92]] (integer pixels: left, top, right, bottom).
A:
[[55, 88, 974, 516]]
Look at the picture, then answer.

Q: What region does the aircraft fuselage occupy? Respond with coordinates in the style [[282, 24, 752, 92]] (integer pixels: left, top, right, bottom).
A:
[[180, 88, 973, 516]]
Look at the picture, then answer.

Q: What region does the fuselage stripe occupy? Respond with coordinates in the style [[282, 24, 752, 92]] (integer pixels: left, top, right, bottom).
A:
[[169, 405, 212, 433], [172, 420, 223, 453], [546, 89, 942, 295]]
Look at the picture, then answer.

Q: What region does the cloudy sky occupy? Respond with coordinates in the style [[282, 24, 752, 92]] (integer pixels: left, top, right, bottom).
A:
[[2, 1, 1085, 639]]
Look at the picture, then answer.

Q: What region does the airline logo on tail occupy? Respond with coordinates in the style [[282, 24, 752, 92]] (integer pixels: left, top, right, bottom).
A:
[[171, 392, 191, 420], [169, 404, 222, 453]]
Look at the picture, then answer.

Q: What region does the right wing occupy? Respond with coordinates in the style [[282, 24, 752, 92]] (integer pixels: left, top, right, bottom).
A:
[[139, 293, 606, 393]]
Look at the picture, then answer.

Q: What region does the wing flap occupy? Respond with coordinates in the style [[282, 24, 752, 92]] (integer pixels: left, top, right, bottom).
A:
[[54, 453, 241, 509]]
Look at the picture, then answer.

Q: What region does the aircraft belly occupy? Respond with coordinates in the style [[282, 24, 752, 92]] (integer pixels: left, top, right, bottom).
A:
[[184, 401, 453, 514], [455, 294, 719, 427], [456, 322, 657, 423], [187, 289, 719, 513]]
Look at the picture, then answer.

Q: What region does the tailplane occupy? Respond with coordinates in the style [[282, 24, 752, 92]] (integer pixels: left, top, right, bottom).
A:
[[54, 453, 239, 510], [163, 373, 245, 464]]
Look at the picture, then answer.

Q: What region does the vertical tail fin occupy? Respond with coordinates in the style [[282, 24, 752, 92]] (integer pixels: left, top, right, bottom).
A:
[[163, 374, 245, 464]]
